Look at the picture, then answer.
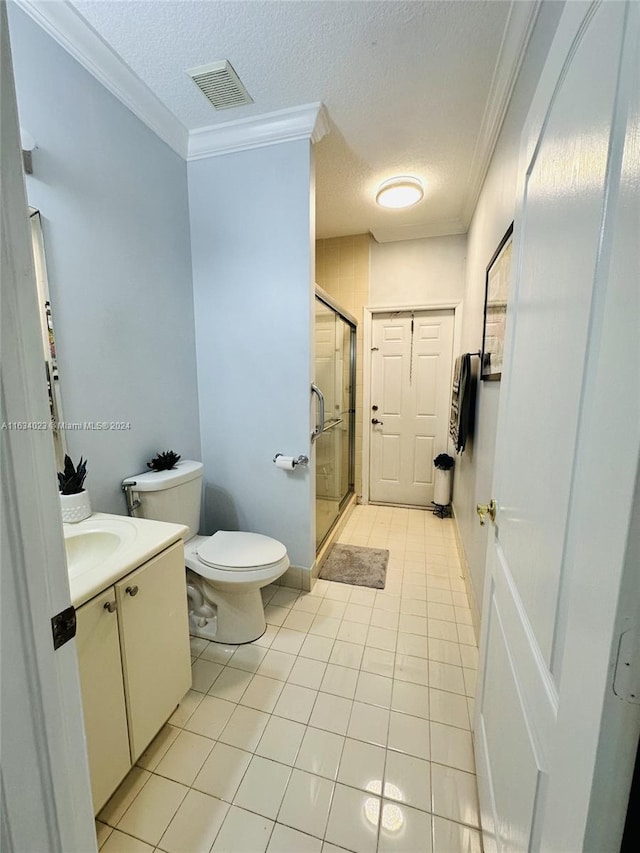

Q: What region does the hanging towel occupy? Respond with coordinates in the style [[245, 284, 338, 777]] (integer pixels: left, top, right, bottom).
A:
[[449, 353, 473, 453]]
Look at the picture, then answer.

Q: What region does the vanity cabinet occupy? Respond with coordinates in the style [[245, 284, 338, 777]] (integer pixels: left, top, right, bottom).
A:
[[75, 541, 191, 813]]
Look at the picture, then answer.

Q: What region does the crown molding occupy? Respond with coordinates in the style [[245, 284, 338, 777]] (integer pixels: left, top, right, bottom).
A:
[[370, 218, 467, 244], [461, 0, 541, 226], [14, 0, 189, 157], [187, 103, 328, 161]]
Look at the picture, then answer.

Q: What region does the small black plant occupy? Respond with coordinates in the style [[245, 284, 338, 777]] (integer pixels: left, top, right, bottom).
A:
[[58, 454, 88, 495], [147, 450, 181, 472], [434, 453, 455, 471]]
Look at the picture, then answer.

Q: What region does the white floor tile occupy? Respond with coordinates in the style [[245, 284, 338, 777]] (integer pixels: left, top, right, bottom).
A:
[[396, 633, 429, 659], [295, 727, 345, 780], [267, 823, 322, 853], [391, 681, 429, 719], [254, 624, 280, 648], [256, 649, 297, 680], [100, 829, 154, 853], [190, 658, 224, 693], [309, 692, 353, 735], [95, 820, 112, 849], [157, 789, 228, 853], [428, 619, 460, 643], [355, 671, 393, 708], [337, 620, 369, 645], [378, 800, 433, 853], [233, 755, 291, 819], [432, 816, 482, 853], [219, 704, 270, 751], [387, 712, 430, 760], [271, 627, 307, 655], [428, 660, 466, 695], [265, 604, 290, 626], [168, 689, 203, 728], [365, 625, 398, 652], [192, 742, 252, 802], [431, 763, 480, 827], [288, 656, 327, 689], [309, 615, 342, 639], [278, 769, 334, 839], [183, 695, 236, 740], [430, 722, 475, 773], [211, 806, 273, 853], [464, 667, 477, 697], [370, 609, 400, 630], [98, 767, 151, 827], [360, 646, 395, 677], [273, 683, 318, 723], [457, 624, 477, 646], [343, 603, 373, 624], [429, 688, 470, 729], [346, 701, 389, 747], [325, 783, 379, 853], [300, 634, 334, 662], [394, 654, 429, 686], [329, 640, 365, 670], [239, 673, 285, 713], [208, 667, 253, 702], [318, 598, 348, 619], [383, 751, 431, 813], [154, 730, 214, 786], [428, 638, 462, 666], [282, 609, 316, 633], [292, 594, 322, 615], [136, 725, 180, 772], [116, 774, 188, 846], [256, 715, 306, 765], [459, 643, 479, 670], [271, 588, 300, 608], [337, 738, 385, 794], [228, 643, 269, 673], [320, 663, 359, 699]]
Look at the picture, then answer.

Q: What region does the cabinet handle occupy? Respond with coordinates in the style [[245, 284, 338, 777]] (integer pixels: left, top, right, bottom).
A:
[[126, 585, 139, 597], [104, 601, 116, 613]]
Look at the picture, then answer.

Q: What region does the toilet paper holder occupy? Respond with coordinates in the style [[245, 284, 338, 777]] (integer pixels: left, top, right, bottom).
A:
[[273, 453, 309, 468]]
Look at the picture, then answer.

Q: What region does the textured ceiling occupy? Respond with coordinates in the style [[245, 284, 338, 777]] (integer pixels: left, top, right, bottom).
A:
[[66, 0, 520, 240]]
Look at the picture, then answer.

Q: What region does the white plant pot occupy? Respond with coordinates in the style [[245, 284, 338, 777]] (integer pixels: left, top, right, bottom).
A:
[[60, 489, 91, 523], [433, 469, 452, 506]]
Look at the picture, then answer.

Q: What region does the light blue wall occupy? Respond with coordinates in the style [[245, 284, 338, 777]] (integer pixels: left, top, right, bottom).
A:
[[8, 6, 201, 514], [188, 142, 315, 570]]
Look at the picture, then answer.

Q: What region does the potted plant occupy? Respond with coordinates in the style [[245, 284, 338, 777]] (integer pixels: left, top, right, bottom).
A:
[[433, 453, 455, 506], [58, 454, 91, 522], [147, 450, 181, 471]]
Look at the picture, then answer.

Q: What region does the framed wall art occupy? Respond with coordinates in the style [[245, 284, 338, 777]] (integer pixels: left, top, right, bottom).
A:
[[481, 222, 514, 381]]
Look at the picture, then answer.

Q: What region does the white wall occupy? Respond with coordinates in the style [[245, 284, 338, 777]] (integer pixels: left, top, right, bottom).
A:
[[453, 0, 564, 617], [370, 234, 467, 306], [188, 141, 315, 572], [8, 6, 201, 514]]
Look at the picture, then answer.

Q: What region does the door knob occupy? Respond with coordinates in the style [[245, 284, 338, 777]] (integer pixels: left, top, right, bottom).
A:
[[103, 601, 117, 613], [371, 418, 384, 425], [372, 405, 379, 411], [126, 585, 139, 596], [476, 500, 496, 526]]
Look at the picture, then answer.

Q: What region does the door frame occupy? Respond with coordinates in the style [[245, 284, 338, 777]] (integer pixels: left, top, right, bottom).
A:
[[362, 301, 462, 504]]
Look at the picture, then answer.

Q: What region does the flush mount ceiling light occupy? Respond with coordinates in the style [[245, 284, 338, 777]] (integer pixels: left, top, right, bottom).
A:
[[376, 176, 424, 209]]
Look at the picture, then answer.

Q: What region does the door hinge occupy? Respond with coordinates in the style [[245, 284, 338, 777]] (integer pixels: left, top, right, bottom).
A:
[[613, 627, 640, 704], [51, 605, 76, 650]]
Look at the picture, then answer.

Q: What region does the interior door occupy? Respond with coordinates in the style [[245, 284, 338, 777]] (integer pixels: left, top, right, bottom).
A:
[[475, 3, 640, 851], [369, 309, 454, 505]]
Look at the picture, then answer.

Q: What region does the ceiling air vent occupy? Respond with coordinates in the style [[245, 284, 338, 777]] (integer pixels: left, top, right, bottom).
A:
[[187, 60, 253, 110]]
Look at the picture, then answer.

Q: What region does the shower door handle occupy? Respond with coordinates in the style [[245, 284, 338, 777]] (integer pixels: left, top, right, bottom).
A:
[[311, 384, 325, 443]]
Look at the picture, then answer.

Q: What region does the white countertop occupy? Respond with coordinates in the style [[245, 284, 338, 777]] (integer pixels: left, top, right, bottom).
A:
[[64, 512, 188, 607]]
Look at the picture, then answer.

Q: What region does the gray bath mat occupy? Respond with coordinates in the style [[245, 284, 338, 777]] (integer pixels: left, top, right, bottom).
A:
[[319, 544, 389, 589]]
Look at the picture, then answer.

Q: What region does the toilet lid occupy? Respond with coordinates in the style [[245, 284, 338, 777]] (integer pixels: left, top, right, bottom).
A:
[[197, 530, 287, 571]]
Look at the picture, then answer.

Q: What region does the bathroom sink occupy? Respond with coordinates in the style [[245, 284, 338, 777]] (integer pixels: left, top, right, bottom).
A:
[[63, 516, 138, 579]]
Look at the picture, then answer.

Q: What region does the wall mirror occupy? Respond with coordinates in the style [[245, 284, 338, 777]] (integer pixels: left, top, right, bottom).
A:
[[29, 208, 67, 468]]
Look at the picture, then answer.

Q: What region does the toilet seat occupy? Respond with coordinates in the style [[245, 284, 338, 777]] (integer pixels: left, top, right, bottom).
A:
[[198, 530, 286, 571]]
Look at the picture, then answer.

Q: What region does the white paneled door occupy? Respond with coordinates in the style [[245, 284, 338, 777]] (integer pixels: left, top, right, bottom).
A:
[[369, 310, 454, 506], [476, 3, 640, 852]]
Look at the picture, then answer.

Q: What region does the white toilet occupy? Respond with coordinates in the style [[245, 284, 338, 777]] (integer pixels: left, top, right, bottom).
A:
[[122, 460, 289, 644]]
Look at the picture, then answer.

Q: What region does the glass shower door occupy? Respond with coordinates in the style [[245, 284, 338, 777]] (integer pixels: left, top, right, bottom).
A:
[[314, 295, 355, 549]]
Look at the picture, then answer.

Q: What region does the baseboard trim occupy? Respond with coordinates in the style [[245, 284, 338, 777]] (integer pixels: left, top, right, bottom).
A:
[[451, 505, 481, 643]]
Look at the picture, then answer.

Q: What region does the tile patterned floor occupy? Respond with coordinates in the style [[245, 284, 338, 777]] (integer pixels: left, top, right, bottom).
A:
[[96, 505, 482, 853]]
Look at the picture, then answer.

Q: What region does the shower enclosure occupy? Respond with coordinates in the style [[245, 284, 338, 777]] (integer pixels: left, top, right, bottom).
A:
[[313, 288, 356, 549]]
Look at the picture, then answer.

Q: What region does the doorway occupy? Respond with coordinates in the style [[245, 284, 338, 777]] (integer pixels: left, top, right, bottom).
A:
[[368, 309, 454, 506], [314, 290, 356, 548]]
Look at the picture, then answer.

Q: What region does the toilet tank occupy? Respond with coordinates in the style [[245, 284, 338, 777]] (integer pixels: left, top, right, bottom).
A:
[[123, 460, 203, 539]]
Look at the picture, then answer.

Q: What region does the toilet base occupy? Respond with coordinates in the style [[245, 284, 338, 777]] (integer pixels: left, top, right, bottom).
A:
[[189, 586, 268, 644]]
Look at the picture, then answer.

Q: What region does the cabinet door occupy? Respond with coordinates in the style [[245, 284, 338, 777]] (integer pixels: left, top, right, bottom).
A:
[[115, 542, 191, 761], [75, 587, 131, 814]]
